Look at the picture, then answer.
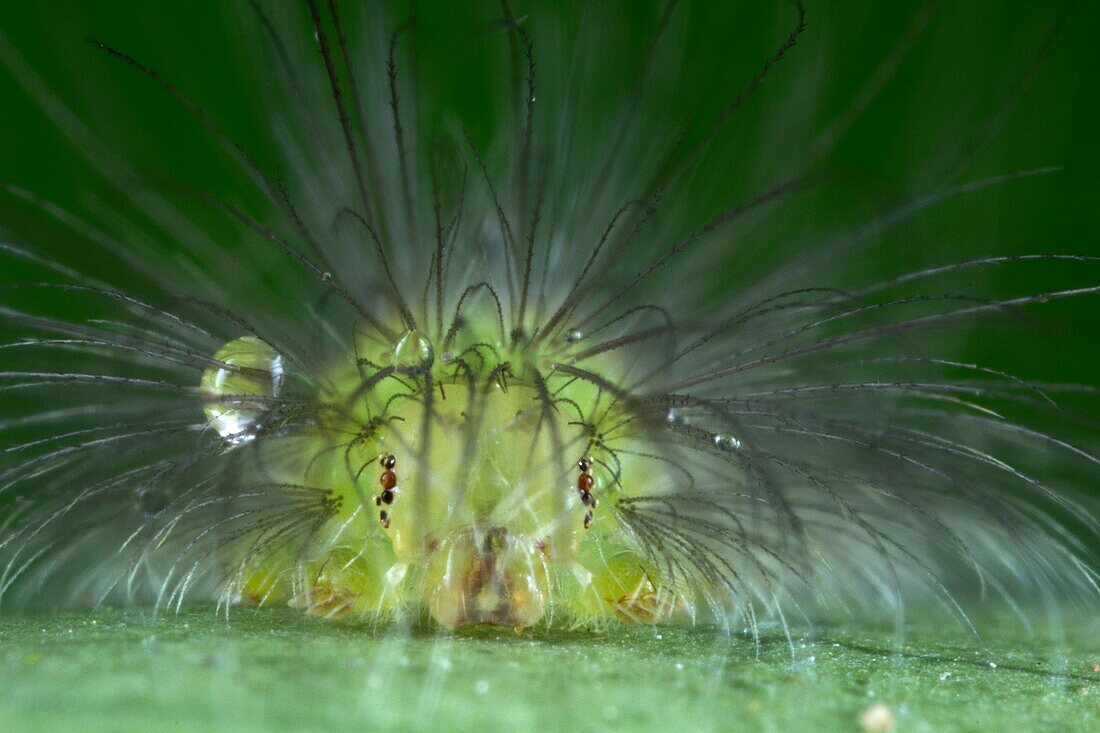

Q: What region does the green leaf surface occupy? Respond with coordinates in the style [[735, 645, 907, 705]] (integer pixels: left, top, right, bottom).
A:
[[1, 608, 1097, 732]]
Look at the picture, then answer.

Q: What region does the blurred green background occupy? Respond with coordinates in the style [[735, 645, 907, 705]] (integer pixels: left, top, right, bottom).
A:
[[0, 0, 1097, 379], [1, 2, 1098, 732]]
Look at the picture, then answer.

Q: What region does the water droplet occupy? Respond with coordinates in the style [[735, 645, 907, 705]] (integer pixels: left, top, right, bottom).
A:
[[988, 662, 998, 669], [134, 486, 170, 516], [666, 409, 681, 424], [939, 671, 952, 681], [200, 336, 283, 444], [391, 329, 435, 371], [564, 329, 583, 345], [713, 433, 742, 451]]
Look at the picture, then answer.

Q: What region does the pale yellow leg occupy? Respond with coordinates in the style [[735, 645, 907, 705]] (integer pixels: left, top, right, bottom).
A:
[[570, 544, 679, 624]]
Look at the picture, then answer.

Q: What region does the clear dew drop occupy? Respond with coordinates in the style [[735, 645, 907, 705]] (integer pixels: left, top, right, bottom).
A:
[[391, 329, 435, 371], [666, 409, 681, 424], [564, 329, 583, 345], [713, 433, 742, 452], [200, 336, 283, 444]]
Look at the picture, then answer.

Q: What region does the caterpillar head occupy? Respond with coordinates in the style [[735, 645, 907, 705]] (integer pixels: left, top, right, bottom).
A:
[[207, 328, 616, 628], [375, 372, 592, 628]]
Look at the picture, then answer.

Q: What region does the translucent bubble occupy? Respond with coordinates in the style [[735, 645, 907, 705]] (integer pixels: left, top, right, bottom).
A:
[[713, 433, 742, 451], [133, 485, 170, 516], [564, 329, 583, 345], [391, 329, 435, 371], [200, 336, 283, 443]]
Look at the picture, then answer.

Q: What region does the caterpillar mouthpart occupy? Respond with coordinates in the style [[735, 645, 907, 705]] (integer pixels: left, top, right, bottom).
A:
[[422, 526, 549, 629]]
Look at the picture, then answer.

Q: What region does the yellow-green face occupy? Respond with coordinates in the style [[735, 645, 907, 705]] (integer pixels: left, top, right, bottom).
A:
[[202, 330, 645, 629], [362, 369, 589, 628]]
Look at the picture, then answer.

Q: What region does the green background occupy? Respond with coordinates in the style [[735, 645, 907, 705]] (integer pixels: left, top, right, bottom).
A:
[[1, 0, 1098, 377], [0, 2, 1098, 731]]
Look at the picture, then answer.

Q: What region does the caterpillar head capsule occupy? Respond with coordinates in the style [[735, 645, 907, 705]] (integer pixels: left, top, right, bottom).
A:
[[353, 351, 592, 628]]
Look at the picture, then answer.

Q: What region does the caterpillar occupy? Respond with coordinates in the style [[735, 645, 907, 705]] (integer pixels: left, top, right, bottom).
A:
[[0, 1, 1097, 636]]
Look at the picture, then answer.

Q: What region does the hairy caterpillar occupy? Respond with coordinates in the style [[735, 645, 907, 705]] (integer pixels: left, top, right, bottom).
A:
[[0, 0, 1097, 638]]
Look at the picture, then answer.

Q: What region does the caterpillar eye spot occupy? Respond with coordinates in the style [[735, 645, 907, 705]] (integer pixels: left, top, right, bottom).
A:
[[576, 457, 597, 521], [376, 458, 400, 510]]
